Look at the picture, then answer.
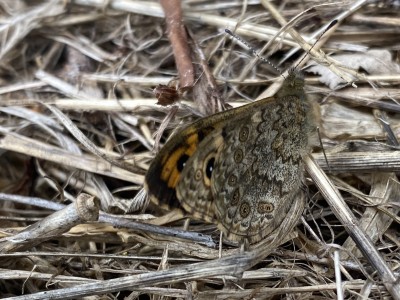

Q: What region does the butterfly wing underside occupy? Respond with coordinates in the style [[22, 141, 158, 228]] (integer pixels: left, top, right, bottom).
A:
[[176, 129, 224, 222], [145, 124, 216, 210], [212, 94, 311, 243], [145, 69, 313, 244]]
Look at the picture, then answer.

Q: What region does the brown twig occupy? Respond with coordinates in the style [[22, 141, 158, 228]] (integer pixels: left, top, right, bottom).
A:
[[0, 194, 99, 253], [160, 0, 194, 88]]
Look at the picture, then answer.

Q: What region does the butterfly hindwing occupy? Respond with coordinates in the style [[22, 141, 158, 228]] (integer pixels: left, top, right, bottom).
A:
[[213, 93, 312, 243]]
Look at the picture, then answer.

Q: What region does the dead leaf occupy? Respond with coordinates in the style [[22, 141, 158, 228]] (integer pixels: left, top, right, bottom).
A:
[[306, 50, 400, 89]]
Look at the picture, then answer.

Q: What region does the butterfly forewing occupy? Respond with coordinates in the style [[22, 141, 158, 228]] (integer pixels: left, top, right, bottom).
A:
[[145, 124, 215, 210], [144, 96, 279, 212], [176, 129, 224, 222]]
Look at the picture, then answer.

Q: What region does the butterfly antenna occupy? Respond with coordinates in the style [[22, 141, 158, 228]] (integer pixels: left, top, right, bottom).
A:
[[295, 19, 338, 69], [225, 29, 284, 78]]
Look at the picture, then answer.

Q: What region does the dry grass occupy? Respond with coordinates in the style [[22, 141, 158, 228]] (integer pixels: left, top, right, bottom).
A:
[[0, 0, 400, 299]]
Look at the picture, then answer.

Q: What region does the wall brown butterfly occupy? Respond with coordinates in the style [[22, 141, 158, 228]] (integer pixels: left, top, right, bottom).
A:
[[145, 67, 315, 243]]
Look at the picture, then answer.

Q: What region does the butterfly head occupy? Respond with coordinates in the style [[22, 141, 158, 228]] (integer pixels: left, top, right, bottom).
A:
[[277, 68, 305, 98]]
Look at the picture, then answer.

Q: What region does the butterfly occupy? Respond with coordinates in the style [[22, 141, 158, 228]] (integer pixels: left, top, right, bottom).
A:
[[144, 68, 315, 244]]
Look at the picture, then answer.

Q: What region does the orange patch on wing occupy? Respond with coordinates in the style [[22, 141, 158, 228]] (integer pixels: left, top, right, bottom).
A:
[[160, 147, 184, 186], [160, 132, 200, 189], [186, 132, 199, 149]]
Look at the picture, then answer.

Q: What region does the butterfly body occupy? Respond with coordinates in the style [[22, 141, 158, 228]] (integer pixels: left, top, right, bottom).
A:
[[145, 69, 314, 243]]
